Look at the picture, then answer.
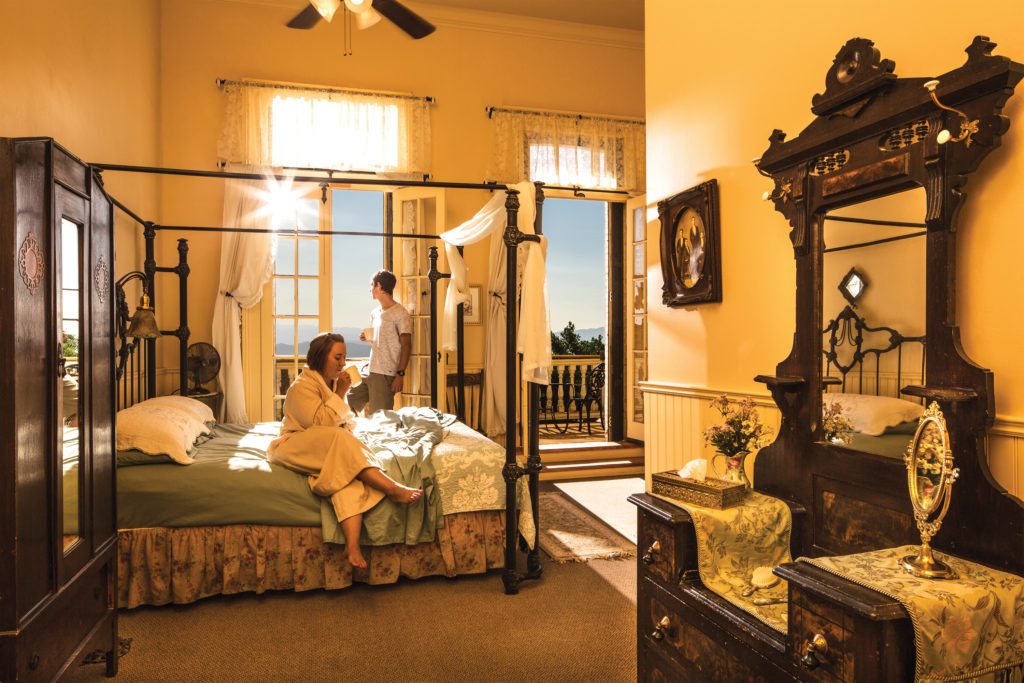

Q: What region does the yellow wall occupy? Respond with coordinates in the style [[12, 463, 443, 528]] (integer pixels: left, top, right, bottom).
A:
[[645, 0, 1024, 416], [2, 0, 644, 395], [644, 0, 1024, 494], [151, 0, 643, 380], [0, 0, 162, 276]]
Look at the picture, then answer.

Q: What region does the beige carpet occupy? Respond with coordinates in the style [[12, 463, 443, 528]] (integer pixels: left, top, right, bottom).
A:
[[64, 559, 636, 682], [537, 491, 636, 563]]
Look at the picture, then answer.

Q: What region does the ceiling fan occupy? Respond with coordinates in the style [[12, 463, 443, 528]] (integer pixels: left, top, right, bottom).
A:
[[287, 0, 435, 40]]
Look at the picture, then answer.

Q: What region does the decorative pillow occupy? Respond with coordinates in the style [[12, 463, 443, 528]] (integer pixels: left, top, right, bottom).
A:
[[116, 403, 212, 464], [822, 393, 925, 437], [139, 395, 215, 426]]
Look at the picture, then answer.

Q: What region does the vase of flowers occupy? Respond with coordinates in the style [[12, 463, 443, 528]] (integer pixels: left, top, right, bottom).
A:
[[703, 394, 774, 490], [822, 400, 855, 444]]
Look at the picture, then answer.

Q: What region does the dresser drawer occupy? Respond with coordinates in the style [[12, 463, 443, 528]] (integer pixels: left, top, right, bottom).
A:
[[789, 589, 851, 681], [637, 510, 679, 583], [640, 578, 784, 682]]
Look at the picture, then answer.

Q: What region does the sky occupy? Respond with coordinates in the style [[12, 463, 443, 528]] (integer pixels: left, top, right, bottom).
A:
[[543, 197, 607, 335], [274, 190, 607, 355]]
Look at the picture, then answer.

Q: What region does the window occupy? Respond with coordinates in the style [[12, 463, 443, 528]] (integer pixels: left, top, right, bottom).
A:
[[269, 189, 387, 420]]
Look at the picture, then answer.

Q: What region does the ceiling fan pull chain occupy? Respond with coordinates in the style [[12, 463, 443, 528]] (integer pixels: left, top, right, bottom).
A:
[[343, 6, 353, 56]]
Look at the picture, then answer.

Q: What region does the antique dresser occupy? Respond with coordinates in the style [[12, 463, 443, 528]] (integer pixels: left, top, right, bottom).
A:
[[0, 138, 119, 680], [633, 37, 1024, 681]]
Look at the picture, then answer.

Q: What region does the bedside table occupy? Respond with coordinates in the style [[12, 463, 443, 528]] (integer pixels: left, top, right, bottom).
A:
[[189, 391, 222, 416]]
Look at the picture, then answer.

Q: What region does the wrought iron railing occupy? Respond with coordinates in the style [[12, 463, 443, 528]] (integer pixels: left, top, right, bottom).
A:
[[540, 355, 606, 436]]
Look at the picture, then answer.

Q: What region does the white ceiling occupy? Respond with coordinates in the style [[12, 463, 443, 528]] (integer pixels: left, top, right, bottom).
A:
[[419, 0, 643, 31]]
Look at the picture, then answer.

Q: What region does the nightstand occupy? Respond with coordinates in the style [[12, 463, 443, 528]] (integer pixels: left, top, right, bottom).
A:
[[189, 391, 222, 416]]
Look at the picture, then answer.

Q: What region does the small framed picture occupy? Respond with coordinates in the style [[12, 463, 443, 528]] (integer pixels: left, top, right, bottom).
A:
[[658, 179, 722, 307], [463, 286, 482, 324]]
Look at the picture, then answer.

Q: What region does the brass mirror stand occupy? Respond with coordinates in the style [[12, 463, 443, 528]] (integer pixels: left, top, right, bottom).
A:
[[901, 402, 960, 579]]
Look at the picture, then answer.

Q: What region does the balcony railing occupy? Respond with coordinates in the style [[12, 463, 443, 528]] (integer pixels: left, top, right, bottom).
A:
[[540, 355, 606, 438]]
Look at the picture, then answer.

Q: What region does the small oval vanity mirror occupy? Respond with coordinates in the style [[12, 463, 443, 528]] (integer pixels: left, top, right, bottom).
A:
[[901, 402, 959, 579]]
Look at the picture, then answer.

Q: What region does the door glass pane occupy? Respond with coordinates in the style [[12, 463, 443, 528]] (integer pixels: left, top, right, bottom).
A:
[[297, 279, 318, 316], [297, 239, 318, 276], [296, 199, 319, 230], [633, 207, 645, 243], [275, 319, 295, 356], [297, 320, 318, 359], [274, 279, 295, 316], [275, 239, 295, 275]]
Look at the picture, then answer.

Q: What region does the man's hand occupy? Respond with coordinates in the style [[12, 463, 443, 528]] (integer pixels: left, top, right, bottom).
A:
[[391, 374, 404, 394]]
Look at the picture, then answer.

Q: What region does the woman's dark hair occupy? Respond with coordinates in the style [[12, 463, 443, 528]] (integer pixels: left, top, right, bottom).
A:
[[306, 332, 345, 374], [372, 269, 397, 296]]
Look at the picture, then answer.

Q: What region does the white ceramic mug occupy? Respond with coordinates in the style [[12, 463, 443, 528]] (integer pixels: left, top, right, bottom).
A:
[[362, 327, 374, 342]]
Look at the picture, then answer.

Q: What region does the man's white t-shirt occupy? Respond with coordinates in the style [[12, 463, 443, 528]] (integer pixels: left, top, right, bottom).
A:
[[368, 302, 412, 376]]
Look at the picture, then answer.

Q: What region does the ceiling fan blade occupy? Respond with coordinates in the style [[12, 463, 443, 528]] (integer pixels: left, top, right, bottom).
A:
[[372, 0, 435, 39], [287, 4, 323, 29]]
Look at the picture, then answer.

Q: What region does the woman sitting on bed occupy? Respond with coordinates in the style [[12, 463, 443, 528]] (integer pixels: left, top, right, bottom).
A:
[[268, 331, 422, 569]]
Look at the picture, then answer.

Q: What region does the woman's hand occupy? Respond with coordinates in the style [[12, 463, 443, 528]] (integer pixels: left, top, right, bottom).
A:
[[334, 370, 352, 397]]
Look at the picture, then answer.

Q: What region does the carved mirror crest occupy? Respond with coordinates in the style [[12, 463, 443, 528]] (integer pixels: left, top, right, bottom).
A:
[[658, 179, 721, 306]]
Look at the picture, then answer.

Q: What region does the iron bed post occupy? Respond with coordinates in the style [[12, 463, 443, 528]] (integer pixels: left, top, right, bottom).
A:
[[525, 182, 545, 576], [501, 187, 542, 595], [456, 246, 465, 421], [427, 246, 451, 409], [144, 223, 157, 399]]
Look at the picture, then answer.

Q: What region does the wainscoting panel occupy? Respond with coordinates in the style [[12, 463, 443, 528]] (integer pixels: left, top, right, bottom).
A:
[[641, 382, 1024, 501], [641, 383, 780, 490]]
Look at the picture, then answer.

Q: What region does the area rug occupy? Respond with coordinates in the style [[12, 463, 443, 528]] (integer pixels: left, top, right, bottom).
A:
[[538, 491, 636, 563]]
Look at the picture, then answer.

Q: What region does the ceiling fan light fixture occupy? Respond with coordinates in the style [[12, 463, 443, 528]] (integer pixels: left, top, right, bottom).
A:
[[355, 7, 382, 29], [344, 0, 373, 14], [311, 0, 342, 22]]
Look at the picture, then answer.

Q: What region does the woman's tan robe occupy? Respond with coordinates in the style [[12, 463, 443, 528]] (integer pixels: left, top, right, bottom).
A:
[[268, 368, 385, 522]]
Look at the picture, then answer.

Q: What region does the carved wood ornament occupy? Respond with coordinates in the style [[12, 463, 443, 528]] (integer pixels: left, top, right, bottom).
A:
[[94, 255, 109, 304], [18, 231, 43, 294], [753, 36, 1024, 574]]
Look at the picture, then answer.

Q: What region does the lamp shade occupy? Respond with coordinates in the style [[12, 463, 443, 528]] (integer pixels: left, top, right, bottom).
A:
[[126, 302, 160, 339], [312, 0, 342, 21]]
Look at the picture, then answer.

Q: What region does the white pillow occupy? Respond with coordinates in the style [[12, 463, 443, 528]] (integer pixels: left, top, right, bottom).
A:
[[117, 403, 212, 464], [140, 395, 215, 425], [822, 393, 924, 436]]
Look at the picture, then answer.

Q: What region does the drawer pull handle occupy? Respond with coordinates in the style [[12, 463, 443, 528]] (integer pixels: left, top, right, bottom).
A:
[[800, 633, 828, 670], [29, 653, 40, 670], [641, 540, 662, 565], [651, 616, 672, 641]]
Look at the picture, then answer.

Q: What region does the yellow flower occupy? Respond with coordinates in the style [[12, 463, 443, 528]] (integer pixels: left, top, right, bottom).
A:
[[937, 613, 977, 656]]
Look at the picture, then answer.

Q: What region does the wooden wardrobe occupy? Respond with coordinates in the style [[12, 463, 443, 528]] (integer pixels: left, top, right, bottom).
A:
[[0, 138, 118, 680]]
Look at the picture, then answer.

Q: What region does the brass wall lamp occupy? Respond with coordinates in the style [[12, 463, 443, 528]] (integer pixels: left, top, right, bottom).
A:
[[924, 79, 980, 147], [116, 270, 159, 339]]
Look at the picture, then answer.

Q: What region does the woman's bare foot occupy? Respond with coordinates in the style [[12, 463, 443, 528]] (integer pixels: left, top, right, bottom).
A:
[[387, 484, 423, 504], [348, 545, 368, 569]]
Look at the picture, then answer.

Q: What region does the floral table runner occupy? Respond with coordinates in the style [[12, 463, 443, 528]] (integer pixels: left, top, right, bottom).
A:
[[654, 490, 792, 633], [800, 546, 1024, 682]]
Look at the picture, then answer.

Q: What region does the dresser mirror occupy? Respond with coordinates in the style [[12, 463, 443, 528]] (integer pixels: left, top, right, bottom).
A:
[[60, 216, 84, 551], [754, 36, 1024, 572], [820, 187, 926, 459]]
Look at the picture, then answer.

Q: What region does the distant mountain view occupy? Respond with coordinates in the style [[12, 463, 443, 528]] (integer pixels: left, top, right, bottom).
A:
[[574, 327, 605, 341], [275, 327, 371, 359]]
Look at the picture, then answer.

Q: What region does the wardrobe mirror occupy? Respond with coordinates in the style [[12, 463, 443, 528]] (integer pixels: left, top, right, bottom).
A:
[[60, 216, 84, 550], [820, 187, 927, 459]]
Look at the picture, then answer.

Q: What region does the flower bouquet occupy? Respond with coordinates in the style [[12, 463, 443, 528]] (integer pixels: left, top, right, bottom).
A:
[[703, 395, 774, 489], [823, 400, 855, 444]]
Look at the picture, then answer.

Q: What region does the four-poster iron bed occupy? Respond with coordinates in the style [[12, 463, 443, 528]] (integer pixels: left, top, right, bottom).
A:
[[98, 163, 551, 600]]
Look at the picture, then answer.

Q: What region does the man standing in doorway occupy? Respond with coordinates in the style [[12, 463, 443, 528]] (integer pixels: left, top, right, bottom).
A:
[[347, 269, 412, 416]]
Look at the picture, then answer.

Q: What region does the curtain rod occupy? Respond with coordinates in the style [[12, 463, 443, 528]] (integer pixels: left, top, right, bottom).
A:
[[824, 215, 927, 228], [216, 78, 434, 104], [92, 162, 627, 195], [156, 224, 443, 239], [824, 230, 927, 253], [485, 105, 644, 124]]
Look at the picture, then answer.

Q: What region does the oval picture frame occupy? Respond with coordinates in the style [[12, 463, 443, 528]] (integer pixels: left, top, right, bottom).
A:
[[658, 179, 721, 307]]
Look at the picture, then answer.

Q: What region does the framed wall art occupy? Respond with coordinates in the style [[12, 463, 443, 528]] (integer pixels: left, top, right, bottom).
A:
[[658, 179, 722, 307], [463, 285, 482, 324]]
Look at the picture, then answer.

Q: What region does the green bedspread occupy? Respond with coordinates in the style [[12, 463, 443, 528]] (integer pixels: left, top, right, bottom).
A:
[[117, 408, 503, 548]]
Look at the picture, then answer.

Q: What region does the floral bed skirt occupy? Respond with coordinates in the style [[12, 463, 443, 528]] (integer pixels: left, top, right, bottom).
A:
[[118, 510, 507, 608]]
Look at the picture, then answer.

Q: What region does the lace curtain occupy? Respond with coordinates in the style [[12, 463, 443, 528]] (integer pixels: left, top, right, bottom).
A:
[[218, 82, 431, 174], [487, 110, 645, 193]]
